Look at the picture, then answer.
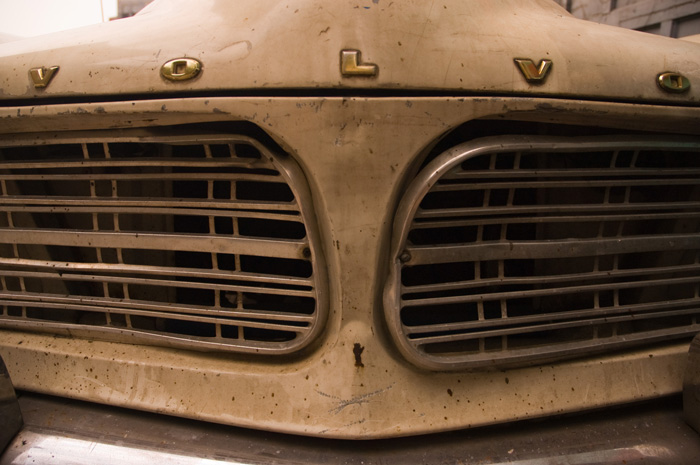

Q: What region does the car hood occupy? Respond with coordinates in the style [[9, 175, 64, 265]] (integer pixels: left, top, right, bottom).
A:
[[0, 0, 698, 103]]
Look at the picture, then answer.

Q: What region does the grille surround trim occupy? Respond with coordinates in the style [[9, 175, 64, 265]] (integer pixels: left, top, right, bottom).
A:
[[385, 135, 700, 370], [0, 131, 328, 355]]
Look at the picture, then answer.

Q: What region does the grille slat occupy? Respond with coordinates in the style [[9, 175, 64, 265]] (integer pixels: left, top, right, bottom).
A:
[[407, 308, 700, 345], [0, 197, 300, 211], [405, 298, 700, 336], [413, 211, 700, 229], [0, 229, 307, 259], [0, 270, 315, 298], [0, 298, 313, 332], [402, 274, 700, 307], [1, 206, 301, 222], [386, 135, 700, 370], [0, 257, 313, 288], [447, 167, 700, 179], [0, 158, 268, 170], [414, 202, 700, 219], [403, 262, 700, 294], [0, 291, 316, 322], [0, 134, 327, 354], [0, 172, 285, 182], [407, 234, 700, 264], [431, 176, 700, 192]]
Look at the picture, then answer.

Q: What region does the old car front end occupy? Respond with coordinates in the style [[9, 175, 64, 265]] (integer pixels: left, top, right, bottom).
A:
[[1, 0, 700, 462]]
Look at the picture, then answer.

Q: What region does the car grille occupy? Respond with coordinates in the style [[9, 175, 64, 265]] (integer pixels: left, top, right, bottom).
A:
[[386, 135, 700, 370], [0, 131, 327, 354]]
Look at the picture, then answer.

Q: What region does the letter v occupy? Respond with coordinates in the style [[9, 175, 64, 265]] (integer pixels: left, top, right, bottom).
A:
[[29, 66, 60, 88], [514, 59, 552, 83]]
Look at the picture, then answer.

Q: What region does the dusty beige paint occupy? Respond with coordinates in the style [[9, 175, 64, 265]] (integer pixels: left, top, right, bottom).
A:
[[0, 96, 699, 438], [0, 329, 688, 439], [0, 0, 698, 103], [1, 0, 700, 441]]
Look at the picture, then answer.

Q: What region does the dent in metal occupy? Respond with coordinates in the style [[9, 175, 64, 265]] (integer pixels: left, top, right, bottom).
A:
[[28, 66, 59, 88], [514, 58, 552, 83], [340, 50, 378, 77]]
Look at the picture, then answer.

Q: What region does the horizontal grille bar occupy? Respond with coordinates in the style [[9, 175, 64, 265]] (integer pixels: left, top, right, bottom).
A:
[[0, 205, 300, 221], [402, 275, 700, 308], [407, 234, 700, 264], [0, 269, 314, 298], [407, 308, 700, 345], [0, 257, 312, 288], [431, 176, 700, 191], [414, 201, 700, 219], [404, 298, 700, 337], [0, 197, 300, 211], [0, 158, 266, 170], [403, 262, 700, 294], [0, 291, 314, 323], [0, 172, 282, 182], [0, 229, 308, 259], [0, 298, 312, 332], [446, 167, 700, 179], [412, 211, 700, 229]]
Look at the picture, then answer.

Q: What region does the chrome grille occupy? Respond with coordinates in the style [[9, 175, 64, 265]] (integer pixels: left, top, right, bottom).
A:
[[386, 135, 700, 370], [0, 132, 327, 354]]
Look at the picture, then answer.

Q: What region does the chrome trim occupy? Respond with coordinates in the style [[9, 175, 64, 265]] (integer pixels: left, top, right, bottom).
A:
[[0, 131, 328, 355], [386, 135, 700, 370], [4, 432, 252, 465]]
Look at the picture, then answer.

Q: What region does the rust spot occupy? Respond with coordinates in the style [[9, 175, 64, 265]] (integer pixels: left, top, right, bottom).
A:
[[353, 343, 365, 368], [447, 389, 453, 396]]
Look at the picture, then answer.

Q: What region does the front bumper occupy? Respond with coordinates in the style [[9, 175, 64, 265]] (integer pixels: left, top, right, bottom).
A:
[[2, 393, 700, 465]]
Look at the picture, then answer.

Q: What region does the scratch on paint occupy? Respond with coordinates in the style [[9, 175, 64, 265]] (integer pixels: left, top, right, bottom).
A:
[[319, 419, 366, 435], [318, 383, 396, 414]]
